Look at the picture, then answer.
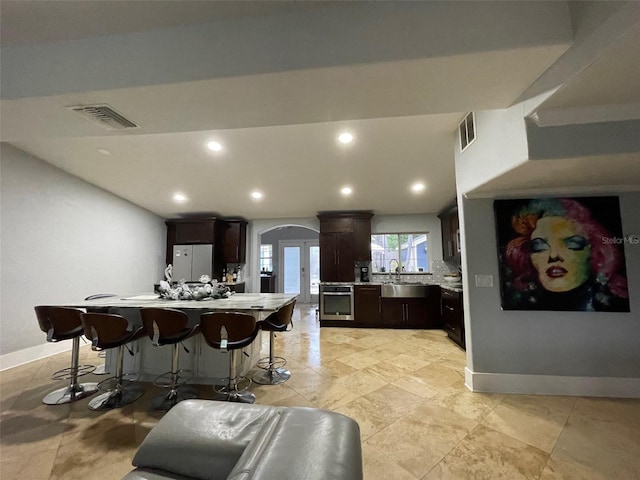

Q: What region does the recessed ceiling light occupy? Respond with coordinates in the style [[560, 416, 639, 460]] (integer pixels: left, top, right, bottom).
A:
[[411, 182, 426, 193], [251, 191, 263, 200], [341, 186, 353, 196], [338, 132, 354, 144], [173, 193, 188, 203], [97, 148, 111, 155], [207, 141, 222, 152]]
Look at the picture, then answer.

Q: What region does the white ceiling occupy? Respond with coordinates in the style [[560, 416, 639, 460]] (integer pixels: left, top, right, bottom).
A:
[[1, 1, 639, 220]]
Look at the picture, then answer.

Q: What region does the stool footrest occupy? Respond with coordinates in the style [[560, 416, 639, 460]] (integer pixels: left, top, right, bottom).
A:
[[214, 375, 252, 394], [256, 356, 287, 371], [152, 369, 192, 389], [96, 373, 140, 392], [51, 364, 96, 381]]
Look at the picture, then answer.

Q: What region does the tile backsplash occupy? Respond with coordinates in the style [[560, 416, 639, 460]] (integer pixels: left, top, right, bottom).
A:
[[370, 259, 460, 284]]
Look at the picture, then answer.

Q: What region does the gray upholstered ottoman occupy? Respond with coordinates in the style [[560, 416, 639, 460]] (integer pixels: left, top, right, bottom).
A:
[[123, 399, 363, 480]]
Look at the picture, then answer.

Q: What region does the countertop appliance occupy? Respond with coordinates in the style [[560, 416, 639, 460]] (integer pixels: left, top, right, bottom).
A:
[[320, 284, 354, 321], [359, 266, 370, 282], [172, 244, 213, 282]]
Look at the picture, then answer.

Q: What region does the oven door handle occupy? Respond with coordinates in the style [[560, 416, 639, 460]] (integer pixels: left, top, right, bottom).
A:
[[322, 292, 353, 296]]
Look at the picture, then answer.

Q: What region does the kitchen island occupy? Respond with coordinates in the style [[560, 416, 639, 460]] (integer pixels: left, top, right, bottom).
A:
[[61, 293, 297, 385]]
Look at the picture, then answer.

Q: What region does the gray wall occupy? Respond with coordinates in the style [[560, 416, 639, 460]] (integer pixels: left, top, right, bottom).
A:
[[1, 144, 166, 365], [462, 192, 640, 377], [453, 90, 640, 393]]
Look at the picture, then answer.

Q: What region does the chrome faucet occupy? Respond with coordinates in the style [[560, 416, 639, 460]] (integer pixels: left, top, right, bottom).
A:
[[388, 259, 400, 281]]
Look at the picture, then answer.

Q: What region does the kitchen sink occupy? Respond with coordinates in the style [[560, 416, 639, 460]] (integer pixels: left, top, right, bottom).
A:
[[381, 283, 430, 298]]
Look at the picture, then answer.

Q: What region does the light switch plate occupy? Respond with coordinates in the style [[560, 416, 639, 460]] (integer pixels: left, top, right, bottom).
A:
[[475, 274, 493, 287]]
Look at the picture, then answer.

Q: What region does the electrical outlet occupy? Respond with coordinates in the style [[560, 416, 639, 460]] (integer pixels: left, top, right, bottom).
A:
[[475, 274, 493, 287]]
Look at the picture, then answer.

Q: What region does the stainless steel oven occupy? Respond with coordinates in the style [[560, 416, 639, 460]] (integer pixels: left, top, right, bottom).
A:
[[320, 284, 354, 321]]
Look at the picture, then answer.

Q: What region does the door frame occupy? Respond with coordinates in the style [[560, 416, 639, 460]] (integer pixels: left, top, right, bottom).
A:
[[279, 240, 319, 304]]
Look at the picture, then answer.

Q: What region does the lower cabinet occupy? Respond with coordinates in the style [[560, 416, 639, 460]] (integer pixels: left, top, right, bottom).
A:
[[260, 275, 276, 293], [441, 288, 465, 349], [354, 285, 382, 325], [227, 282, 245, 293], [345, 284, 442, 329], [382, 298, 430, 328]]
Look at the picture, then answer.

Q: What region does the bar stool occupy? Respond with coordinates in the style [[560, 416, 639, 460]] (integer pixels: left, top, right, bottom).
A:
[[253, 300, 296, 385], [34, 306, 98, 405], [80, 312, 146, 410], [199, 312, 259, 403], [84, 293, 117, 375], [140, 308, 200, 411]]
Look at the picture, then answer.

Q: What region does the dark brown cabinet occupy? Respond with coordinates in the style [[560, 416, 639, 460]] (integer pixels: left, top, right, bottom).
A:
[[380, 286, 441, 328], [439, 205, 460, 265], [352, 217, 372, 261], [441, 288, 465, 349], [354, 285, 381, 325], [218, 219, 247, 264], [335, 284, 441, 329], [260, 275, 276, 293], [165, 217, 217, 265], [318, 211, 373, 282], [320, 232, 355, 282], [382, 298, 430, 328]]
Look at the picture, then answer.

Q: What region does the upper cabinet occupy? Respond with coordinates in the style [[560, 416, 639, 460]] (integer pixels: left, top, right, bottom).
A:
[[218, 219, 247, 264], [438, 204, 461, 265], [165, 217, 217, 264], [319, 232, 355, 282], [167, 218, 216, 244], [318, 211, 373, 282], [352, 216, 372, 262], [165, 217, 247, 280]]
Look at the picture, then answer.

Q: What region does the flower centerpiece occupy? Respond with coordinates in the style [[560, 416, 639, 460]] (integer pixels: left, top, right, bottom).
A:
[[157, 274, 231, 301]]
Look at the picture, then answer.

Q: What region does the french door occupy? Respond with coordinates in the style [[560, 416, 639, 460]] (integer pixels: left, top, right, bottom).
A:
[[280, 240, 319, 304]]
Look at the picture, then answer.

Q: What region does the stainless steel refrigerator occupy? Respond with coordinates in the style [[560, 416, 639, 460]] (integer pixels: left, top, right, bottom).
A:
[[172, 244, 213, 282]]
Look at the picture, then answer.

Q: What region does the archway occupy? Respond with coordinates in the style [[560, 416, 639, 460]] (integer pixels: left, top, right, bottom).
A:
[[248, 219, 320, 298]]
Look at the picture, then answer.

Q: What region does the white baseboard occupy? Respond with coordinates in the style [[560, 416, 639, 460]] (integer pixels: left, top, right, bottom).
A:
[[0, 342, 72, 371], [465, 367, 640, 399]]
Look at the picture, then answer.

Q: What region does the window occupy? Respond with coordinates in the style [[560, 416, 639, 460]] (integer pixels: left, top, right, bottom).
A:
[[370, 233, 430, 273], [459, 111, 476, 152], [260, 244, 273, 272]]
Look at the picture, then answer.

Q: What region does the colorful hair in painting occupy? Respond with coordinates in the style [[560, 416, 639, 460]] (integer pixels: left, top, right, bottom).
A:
[[505, 198, 628, 299]]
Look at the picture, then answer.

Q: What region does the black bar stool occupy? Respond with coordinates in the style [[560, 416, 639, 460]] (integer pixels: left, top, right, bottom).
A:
[[83, 293, 117, 375], [253, 300, 296, 385], [140, 308, 200, 411], [199, 312, 260, 403], [34, 306, 98, 405], [81, 312, 146, 410]]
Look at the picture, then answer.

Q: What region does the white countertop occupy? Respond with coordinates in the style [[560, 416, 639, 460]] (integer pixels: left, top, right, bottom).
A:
[[61, 292, 297, 312], [439, 283, 463, 293], [321, 281, 463, 292]]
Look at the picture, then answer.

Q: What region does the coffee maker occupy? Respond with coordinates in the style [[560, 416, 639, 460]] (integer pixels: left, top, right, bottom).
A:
[[359, 266, 370, 282]]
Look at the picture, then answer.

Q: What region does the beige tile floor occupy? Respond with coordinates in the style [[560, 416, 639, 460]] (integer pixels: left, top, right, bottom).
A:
[[2, 304, 640, 479]]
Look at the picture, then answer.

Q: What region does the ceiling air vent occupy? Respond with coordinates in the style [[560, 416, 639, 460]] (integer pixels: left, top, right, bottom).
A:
[[67, 104, 140, 130], [458, 112, 476, 152]]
